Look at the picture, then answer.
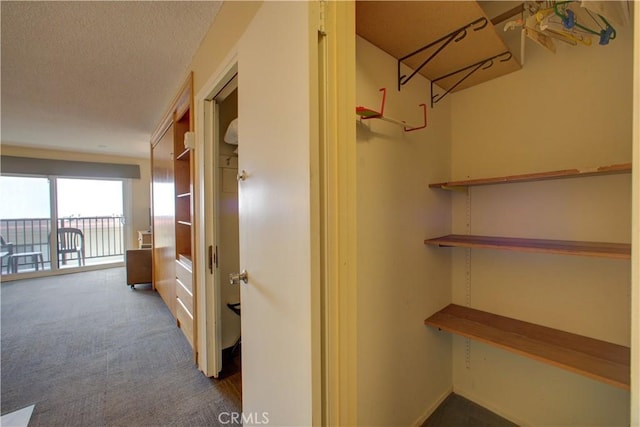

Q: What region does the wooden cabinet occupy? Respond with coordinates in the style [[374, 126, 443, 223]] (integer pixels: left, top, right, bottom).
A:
[[175, 256, 194, 348], [425, 163, 632, 390], [151, 123, 177, 316], [151, 73, 197, 355]]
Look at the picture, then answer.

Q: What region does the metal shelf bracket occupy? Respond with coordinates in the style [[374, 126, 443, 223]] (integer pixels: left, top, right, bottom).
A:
[[430, 51, 512, 107], [397, 17, 488, 91]]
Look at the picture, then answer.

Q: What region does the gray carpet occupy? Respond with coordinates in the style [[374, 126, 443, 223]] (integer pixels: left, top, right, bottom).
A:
[[423, 393, 518, 427], [1, 267, 241, 426]]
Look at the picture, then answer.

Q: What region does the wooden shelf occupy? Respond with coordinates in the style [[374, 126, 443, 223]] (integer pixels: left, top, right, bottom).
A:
[[356, 1, 521, 94], [356, 106, 423, 130], [425, 304, 630, 389], [430, 163, 632, 189], [424, 235, 631, 259]]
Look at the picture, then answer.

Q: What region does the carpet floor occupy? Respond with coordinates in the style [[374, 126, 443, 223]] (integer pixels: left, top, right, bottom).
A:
[[423, 393, 518, 427], [1, 267, 241, 426]]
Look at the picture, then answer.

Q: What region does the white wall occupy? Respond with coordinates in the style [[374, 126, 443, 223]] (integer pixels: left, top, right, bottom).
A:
[[356, 36, 453, 426], [449, 11, 634, 426]]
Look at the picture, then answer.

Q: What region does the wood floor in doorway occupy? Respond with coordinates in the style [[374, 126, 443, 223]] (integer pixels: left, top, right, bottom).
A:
[[1, 267, 241, 426]]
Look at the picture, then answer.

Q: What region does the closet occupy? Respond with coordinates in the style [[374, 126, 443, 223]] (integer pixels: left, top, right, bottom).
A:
[[150, 73, 197, 355], [216, 86, 241, 354], [355, 1, 633, 425]]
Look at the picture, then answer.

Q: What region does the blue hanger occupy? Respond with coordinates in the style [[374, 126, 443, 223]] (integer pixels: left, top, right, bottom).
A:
[[553, 1, 616, 45]]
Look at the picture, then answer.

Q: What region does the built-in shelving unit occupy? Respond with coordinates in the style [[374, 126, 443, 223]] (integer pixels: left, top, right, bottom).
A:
[[151, 72, 196, 357], [429, 163, 631, 189], [424, 235, 631, 259], [426, 163, 633, 258], [425, 304, 630, 390], [174, 106, 192, 263], [425, 160, 632, 390]]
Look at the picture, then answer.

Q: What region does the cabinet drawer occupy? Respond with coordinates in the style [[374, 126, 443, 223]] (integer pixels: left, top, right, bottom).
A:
[[175, 259, 192, 292], [176, 278, 193, 314], [176, 298, 194, 349]]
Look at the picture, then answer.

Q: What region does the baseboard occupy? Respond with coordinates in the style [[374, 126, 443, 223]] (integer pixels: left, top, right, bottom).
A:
[[412, 386, 453, 427], [452, 387, 529, 427]]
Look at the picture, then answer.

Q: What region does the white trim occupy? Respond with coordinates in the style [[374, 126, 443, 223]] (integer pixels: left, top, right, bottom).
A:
[[195, 46, 240, 377]]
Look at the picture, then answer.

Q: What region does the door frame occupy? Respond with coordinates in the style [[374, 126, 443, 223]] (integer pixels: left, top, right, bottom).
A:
[[193, 2, 359, 421], [318, 1, 358, 424], [195, 51, 239, 377]]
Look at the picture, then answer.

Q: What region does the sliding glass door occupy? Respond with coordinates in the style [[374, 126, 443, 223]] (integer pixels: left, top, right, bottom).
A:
[[0, 176, 52, 274], [0, 175, 125, 277], [56, 178, 125, 269]]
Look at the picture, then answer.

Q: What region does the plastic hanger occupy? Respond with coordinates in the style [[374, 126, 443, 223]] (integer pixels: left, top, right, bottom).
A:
[[553, 1, 616, 45]]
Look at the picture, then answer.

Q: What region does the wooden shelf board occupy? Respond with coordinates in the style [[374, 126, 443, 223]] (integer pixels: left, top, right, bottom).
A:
[[425, 304, 630, 389], [430, 163, 631, 189], [424, 234, 630, 259], [356, 1, 521, 92]]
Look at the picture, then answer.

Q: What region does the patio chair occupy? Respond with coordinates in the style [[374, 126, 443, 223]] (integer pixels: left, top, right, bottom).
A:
[[1, 236, 14, 274], [57, 228, 85, 266], [1, 235, 44, 274]]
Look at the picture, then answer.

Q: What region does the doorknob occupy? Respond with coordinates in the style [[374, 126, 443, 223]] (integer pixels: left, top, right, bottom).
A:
[[230, 270, 248, 285], [237, 170, 248, 181]]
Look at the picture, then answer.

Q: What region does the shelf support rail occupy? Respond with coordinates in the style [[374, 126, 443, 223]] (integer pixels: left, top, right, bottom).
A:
[[430, 51, 512, 107], [356, 88, 428, 132], [397, 17, 488, 91]]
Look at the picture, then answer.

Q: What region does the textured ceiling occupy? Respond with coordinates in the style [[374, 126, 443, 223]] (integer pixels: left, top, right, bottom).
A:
[[1, 1, 222, 158]]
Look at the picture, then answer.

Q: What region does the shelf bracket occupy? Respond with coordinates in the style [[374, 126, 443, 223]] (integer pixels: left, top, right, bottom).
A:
[[397, 17, 488, 91], [356, 88, 428, 132], [403, 103, 427, 132], [356, 88, 387, 119], [430, 51, 512, 107]]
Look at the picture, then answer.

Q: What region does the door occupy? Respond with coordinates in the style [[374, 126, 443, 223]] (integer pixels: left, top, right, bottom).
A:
[[238, 2, 319, 425], [0, 176, 52, 275], [55, 178, 125, 269]]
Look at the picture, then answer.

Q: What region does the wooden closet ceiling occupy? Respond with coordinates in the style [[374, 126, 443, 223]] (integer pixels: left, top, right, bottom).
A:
[[1, 1, 222, 158], [356, 1, 521, 93]]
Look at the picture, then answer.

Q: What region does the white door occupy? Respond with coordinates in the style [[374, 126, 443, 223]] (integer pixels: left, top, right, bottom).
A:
[[238, 2, 319, 425]]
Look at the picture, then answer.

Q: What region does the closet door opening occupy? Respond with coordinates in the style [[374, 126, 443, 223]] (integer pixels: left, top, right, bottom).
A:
[[201, 70, 241, 381]]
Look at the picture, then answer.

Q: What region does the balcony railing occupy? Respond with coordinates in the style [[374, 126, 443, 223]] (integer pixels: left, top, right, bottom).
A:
[[0, 216, 125, 273]]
